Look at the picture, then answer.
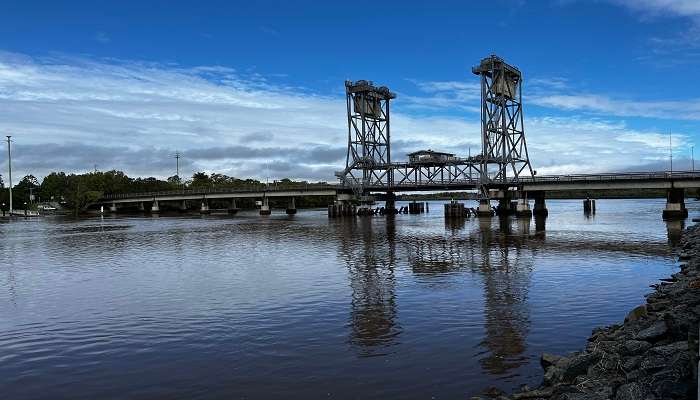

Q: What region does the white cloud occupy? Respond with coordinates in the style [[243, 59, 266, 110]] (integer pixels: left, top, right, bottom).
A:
[[530, 93, 700, 121], [0, 51, 692, 181]]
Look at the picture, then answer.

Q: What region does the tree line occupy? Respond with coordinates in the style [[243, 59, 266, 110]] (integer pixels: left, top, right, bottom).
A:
[[0, 171, 328, 215]]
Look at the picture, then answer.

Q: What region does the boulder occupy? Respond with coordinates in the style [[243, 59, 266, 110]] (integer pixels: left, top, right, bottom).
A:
[[622, 340, 651, 355], [541, 353, 563, 369], [560, 352, 602, 382], [625, 304, 647, 322], [634, 320, 667, 342], [615, 382, 649, 400]]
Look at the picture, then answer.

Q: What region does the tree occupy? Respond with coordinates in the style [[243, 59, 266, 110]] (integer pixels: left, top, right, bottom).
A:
[[191, 172, 212, 187]]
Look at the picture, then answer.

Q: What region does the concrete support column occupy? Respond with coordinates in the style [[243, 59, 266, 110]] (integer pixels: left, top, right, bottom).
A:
[[200, 200, 211, 214], [138, 202, 145, 211], [663, 188, 688, 219], [286, 197, 297, 215], [260, 197, 271, 216], [109, 202, 117, 213], [476, 199, 493, 217], [151, 200, 160, 213], [179, 200, 187, 213], [531, 191, 548, 217], [228, 199, 239, 215], [515, 198, 532, 217]]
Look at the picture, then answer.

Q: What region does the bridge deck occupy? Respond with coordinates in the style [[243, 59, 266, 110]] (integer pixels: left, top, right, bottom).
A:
[[100, 171, 700, 204]]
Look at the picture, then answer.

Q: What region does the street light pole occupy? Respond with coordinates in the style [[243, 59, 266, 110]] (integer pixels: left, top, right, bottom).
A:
[[6, 136, 12, 214]]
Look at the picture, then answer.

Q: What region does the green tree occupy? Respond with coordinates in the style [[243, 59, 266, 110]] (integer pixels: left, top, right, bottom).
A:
[[191, 172, 212, 187]]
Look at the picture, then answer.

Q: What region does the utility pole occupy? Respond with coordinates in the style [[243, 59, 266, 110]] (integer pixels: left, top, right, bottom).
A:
[[6, 136, 12, 213], [175, 151, 181, 180], [692, 145, 695, 172], [669, 130, 673, 172]]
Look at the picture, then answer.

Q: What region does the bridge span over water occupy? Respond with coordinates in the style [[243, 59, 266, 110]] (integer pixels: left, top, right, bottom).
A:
[[101, 55, 698, 220]]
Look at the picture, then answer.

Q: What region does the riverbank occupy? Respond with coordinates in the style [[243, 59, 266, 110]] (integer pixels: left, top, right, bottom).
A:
[[480, 225, 700, 400]]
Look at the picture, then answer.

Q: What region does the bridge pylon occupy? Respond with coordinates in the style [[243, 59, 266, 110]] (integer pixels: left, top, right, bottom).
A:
[[336, 80, 396, 194], [472, 55, 534, 198]]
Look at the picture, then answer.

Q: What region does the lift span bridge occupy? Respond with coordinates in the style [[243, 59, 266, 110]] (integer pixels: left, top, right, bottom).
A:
[[101, 54, 700, 219]]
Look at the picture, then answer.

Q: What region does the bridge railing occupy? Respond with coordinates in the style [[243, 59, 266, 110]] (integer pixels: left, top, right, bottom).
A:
[[101, 183, 339, 200], [522, 171, 700, 183]]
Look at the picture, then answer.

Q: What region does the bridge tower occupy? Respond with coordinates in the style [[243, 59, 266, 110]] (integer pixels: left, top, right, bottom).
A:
[[472, 55, 533, 196], [337, 80, 396, 192]]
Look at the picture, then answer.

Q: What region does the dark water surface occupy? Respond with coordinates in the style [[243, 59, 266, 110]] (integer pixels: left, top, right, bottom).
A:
[[0, 199, 694, 399]]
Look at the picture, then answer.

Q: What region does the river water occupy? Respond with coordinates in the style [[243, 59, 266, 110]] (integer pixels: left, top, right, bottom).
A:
[[0, 199, 693, 399]]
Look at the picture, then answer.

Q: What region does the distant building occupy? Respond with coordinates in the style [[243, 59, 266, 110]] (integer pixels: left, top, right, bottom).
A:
[[407, 149, 458, 164]]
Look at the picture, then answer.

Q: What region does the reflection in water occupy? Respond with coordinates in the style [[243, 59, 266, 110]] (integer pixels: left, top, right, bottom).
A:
[[477, 217, 532, 375], [666, 219, 685, 246], [405, 215, 535, 375], [338, 217, 401, 356]]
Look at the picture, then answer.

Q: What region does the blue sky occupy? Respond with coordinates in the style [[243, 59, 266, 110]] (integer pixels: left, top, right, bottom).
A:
[[0, 0, 699, 180]]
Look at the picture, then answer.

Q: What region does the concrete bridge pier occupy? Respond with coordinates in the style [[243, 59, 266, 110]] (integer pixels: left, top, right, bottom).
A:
[[476, 199, 494, 217], [663, 188, 688, 220], [109, 202, 117, 213], [228, 199, 239, 215], [515, 198, 532, 217], [496, 192, 515, 216], [260, 197, 271, 216], [200, 200, 210, 215], [286, 198, 297, 215], [531, 191, 548, 217], [138, 202, 145, 212], [151, 200, 160, 213], [179, 200, 187, 213]]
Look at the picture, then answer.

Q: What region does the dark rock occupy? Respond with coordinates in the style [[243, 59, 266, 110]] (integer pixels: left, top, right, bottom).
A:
[[649, 341, 688, 357], [647, 300, 670, 312], [541, 353, 563, 369], [560, 352, 602, 382], [634, 321, 667, 342], [625, 304, 647, 322], [623, 340, 651, 355], [621, 355, 641, 371], [614, 382, 649, 400], [639, 355, 668, 373]]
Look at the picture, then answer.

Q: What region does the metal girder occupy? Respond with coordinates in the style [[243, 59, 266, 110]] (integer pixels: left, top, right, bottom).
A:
[[472, 54, 533, 197]]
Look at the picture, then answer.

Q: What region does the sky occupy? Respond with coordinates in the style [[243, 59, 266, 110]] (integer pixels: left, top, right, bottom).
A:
[[0, 0, 699, 182]]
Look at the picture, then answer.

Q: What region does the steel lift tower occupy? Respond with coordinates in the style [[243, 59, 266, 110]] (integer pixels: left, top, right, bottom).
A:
[[472, 55, 533, 199], [337, 80, 396, 193]]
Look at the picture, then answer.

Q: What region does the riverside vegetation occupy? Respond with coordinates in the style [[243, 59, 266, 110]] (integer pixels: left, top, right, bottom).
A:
[[474, 226, 700, 400], [0, 170, 331, 215]]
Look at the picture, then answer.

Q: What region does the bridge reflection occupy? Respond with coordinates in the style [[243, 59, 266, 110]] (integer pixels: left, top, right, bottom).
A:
[[336, 217, 401, 357], [334, 214, 680, 375]]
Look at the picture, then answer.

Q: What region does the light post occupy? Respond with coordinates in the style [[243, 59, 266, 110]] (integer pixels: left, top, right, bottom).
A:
[[692, 146, 695, 172], [6, 135, 12, 214]]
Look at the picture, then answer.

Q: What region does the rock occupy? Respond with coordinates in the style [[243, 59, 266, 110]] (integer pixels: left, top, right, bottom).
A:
[[557, 393, 606, 400], [541, 353, 563, 369], [621, 355, 641, 371], [615, 382, 649, 400], [511, 387, 552, 399], [634, 321, 667, 342], [647, 300, 670, 312], [623, 340, 651, 355], [639, 354, 668, 373], [560, 352, 602, 382], [648, 341, 688, 357], [625, 304, 647, 322]]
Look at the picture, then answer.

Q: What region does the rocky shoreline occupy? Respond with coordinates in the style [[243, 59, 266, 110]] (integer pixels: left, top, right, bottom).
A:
[[477, 225, 700, 400]]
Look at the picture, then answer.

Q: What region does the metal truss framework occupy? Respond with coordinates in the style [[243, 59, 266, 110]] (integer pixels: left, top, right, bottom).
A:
[[473, 55, 533, 191], [337, 80, 395, 191], [337, 55, 533, 196]]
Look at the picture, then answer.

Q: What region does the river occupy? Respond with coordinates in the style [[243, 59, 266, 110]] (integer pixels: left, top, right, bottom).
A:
[[0, 199, 693, 399]]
